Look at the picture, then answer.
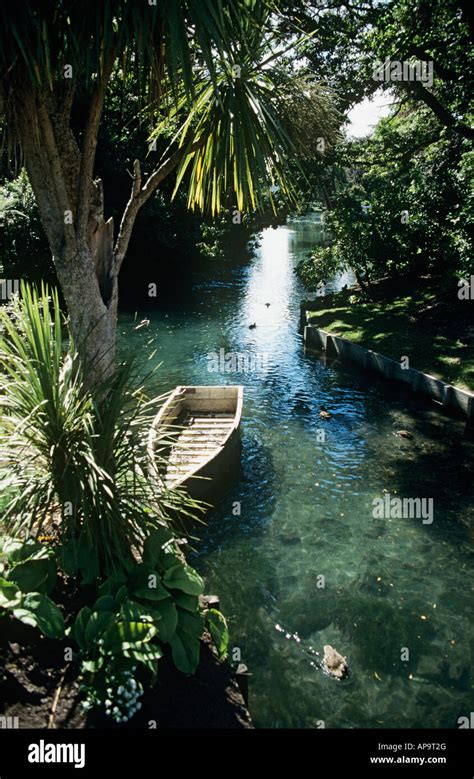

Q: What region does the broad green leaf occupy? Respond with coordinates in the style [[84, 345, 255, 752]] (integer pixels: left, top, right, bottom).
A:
[[17, 592, 65, 638], [120, 600, 154, 624], [115, 585, 129, 604], [163, 564, 204, 596], [93, 596, 117, 612], [73, 606, 92, 652], [206, 609, 229, 659], [12, 607, 38, 629], [149, 599, 177, 643], [1, 537, 23, 558], [8, 540, 50, 563], [10, 558, 56, 595], [123, 644, 162, 675], [102, 620, 157, 653], [98, 574, 127, 599], [0, 578, 22, 608], [158, 549, 181, 571], [84, 610, 116, 646], [177, 608, 204, 639], [143, 528, 174, 565], [173, 591, 200, 612], [170, 629, 200, 675], [123, 643, 163, 663], [131, 566, 170, 602]]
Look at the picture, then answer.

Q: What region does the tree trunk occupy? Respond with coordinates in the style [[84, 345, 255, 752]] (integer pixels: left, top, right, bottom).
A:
[[12, 80, 197, 390], [56, 247, 118, 389], [14, 84, 119, 387]]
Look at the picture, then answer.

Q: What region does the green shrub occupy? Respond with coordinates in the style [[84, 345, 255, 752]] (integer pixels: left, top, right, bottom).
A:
[[69, 528, 228, 722], [0, 535, 57, 595], [0, 536, 64, 639], [0, 171, 54, 283], [0, 283, 230, 720], [0, 283, 200, 582]]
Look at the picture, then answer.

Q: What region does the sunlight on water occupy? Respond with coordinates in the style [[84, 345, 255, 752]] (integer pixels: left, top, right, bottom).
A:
[[119, 215, 474, 729]]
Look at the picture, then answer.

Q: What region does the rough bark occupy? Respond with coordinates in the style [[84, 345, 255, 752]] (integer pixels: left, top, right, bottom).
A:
[[12, 75, 199, 390], [13, 83, 117, 388]]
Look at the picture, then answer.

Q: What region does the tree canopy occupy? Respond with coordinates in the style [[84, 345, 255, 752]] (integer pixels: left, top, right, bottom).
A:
[[0, 0, 339, 382]]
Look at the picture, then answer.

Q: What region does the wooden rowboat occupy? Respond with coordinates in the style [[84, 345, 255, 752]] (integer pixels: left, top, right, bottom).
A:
[[148, 385, 243, 503]]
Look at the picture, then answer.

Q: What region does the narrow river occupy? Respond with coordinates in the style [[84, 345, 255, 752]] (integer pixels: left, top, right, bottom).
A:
[[119, 215, 474, 728]]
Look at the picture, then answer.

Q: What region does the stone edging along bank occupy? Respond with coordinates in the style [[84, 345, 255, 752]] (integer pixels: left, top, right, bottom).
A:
[[304, 325, 474, 421]]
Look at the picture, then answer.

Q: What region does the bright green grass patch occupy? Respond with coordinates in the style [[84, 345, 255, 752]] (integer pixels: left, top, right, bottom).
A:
[[306, 289, 474, 393]]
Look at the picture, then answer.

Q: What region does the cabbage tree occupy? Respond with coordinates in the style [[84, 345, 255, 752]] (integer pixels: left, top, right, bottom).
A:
[[0, 0, 338, 387]]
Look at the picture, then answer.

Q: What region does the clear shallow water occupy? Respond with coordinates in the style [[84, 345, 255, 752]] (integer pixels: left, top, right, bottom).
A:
[[119, 216, 474, 728]]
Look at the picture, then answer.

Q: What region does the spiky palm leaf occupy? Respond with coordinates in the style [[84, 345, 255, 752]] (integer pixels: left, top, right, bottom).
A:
[[156, 59, 340, 213], [0, 0, 338, 215], [0, 283, 201, 581]]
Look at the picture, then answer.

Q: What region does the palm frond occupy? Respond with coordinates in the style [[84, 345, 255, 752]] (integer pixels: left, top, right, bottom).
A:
[[0, 283, 202, 581]]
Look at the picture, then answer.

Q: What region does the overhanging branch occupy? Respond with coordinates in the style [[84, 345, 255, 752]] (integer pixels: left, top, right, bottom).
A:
[[402, 80, 474, 141], [114, 139, 205, 269]]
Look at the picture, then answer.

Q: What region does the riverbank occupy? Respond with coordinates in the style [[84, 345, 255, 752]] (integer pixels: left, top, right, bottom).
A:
[[301, 276, 474, 393], [0, 614, 252, 729]]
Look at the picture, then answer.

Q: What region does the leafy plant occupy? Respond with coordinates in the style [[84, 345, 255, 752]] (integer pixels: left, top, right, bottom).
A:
[[67, 528, 228, 721], [205, 609, 229, 661], [0, 282, 201, 582], [0, 172, 54, 284], [94, 527, 206, 675], [0, 538, 64, 639], [0, 535, 57, 595], [296, 105, 473, 291], [4, 590, 65, 639]]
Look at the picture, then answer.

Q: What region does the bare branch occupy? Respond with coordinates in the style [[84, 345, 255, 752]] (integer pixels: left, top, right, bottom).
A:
[[75, 49, 116, 242], [114, 139, 205, 269], [132, 159, 141, 197]]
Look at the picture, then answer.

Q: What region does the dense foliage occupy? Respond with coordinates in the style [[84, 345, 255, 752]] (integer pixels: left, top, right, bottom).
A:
[[0, 172, 54, 284], [297, 107, 473, 290], [0, 528, 228, 723], [295, 0, 473, 290]]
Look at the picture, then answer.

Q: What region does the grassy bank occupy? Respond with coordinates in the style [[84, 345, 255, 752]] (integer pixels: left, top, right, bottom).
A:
[[303, 276, 474, 393]]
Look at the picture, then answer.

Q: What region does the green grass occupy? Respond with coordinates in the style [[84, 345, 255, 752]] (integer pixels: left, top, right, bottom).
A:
[[305, 282, 474, 393]]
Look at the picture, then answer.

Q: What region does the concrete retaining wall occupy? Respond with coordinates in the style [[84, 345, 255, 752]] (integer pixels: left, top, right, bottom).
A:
[[304, 325, 474, 420]]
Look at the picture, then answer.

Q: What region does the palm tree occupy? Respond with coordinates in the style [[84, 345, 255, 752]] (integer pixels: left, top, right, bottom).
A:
[[0, 0, 338, 387]]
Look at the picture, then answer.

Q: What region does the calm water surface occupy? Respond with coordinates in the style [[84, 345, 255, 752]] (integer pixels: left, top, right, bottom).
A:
[[119, 216, 474, 728]]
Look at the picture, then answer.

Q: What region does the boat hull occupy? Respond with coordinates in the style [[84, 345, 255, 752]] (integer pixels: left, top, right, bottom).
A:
[[148, 385, 243, 508]]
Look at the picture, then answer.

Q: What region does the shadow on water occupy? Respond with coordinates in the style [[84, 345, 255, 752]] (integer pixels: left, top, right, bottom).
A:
[[190, 433, 278, 555]]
